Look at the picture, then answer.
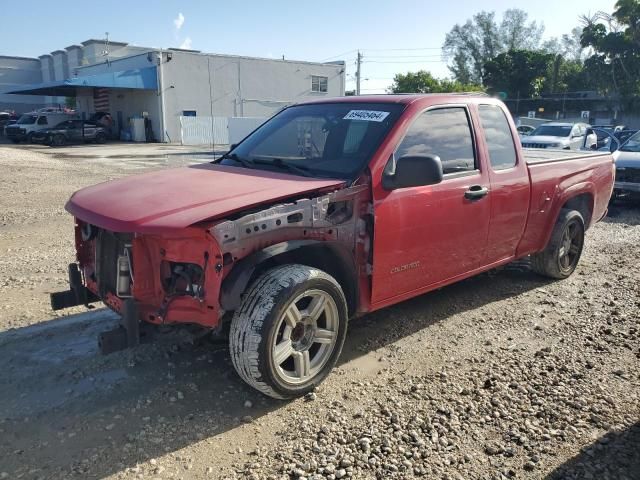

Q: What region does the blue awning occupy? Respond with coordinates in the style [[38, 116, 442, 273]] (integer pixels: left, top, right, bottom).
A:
[[7, 66, 157, 96]]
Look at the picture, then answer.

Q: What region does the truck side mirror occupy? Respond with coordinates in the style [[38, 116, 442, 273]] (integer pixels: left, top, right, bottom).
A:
[[382, 154, 444, 190]]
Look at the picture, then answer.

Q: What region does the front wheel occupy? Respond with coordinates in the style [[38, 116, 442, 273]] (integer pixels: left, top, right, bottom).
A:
[[530, 209, 585, 279], [95, 132, 107, 144], [229, 264, 348, 399]]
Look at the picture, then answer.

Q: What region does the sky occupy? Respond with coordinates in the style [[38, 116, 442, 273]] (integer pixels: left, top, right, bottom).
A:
[[3, 0, 617, 93]]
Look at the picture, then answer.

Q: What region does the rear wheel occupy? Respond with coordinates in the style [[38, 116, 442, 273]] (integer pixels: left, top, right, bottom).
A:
[[229, 264, 348, 399], [51, 134, 66, 147], [531, 209, 585, 279], [95, 132, 107, 144]]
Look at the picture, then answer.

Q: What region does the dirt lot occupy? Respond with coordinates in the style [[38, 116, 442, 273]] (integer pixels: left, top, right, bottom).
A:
[[0, 144, 638, 480]]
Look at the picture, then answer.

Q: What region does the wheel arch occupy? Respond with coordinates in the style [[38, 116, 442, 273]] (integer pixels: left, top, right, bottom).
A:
[[535, 186, 594, 254], [563, 191, 593, 229], [220, 240, 358, 317]]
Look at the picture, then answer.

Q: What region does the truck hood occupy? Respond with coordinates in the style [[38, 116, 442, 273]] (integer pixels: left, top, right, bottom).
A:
[[613, 150, 640, 167], [522, 135, 570, 145], [66, 163, 345, 233]]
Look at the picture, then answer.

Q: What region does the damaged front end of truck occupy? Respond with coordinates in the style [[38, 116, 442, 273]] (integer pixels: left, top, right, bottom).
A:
[[51, 178, 373, 354]]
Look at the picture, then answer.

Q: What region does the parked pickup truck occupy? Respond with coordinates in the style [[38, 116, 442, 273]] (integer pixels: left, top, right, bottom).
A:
[[51, 95, 615, 399]]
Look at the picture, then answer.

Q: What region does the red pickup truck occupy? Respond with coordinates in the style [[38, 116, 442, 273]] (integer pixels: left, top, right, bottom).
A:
[[52, 94, 614, 399]]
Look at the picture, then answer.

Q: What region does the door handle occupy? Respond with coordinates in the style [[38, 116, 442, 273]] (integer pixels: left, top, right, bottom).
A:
[[464, 185, 489, 200]]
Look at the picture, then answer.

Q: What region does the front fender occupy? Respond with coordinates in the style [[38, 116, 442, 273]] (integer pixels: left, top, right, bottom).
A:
[[219, 240, 325, 311], [219, 240, 358, 313]]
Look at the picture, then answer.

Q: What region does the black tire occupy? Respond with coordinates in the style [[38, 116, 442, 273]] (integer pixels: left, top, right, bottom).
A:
[[531, 209, 585, 279], [229, 264, 348, 399], [51, 134, 66, 147], [95, 132, 107, 144], [10, 139, 20, 144], [26, 132, 35, 144]]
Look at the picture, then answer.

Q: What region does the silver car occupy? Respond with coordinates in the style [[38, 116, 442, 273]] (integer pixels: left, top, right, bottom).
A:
[[522, 122, 597, 150], [613, 130, 640, 200]]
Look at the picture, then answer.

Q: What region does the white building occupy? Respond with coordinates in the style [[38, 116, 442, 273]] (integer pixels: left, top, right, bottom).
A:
[[2, 39, 346, 143]]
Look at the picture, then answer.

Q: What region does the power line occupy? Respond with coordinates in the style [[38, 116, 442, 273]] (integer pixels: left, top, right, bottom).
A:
[[320, 46, 443, 62], [363, 47, 442, 51], [320, 49, 358, 62], [364, 60, 446, 64], [365, 55, 443, 59]]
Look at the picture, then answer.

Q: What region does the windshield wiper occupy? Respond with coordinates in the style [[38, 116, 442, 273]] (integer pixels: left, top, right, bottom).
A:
[[221, 152, 255, 169], [252, 157, 314, 177]]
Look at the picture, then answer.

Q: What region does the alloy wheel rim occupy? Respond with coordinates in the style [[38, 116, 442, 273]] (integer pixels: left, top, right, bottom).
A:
[[558, 220, 582, 272], [271, 289, 339, 385]]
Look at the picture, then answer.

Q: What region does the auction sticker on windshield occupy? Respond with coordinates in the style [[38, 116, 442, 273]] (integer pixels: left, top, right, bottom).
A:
[[343, 110, 390, 122]]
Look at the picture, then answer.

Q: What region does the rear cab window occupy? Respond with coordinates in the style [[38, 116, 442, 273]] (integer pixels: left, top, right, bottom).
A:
[[395, 107, 476, 175], [478, 104, 517, 170]]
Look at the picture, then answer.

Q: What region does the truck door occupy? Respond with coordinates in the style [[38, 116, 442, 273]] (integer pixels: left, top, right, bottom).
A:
[[477, 104, 530, 264], [371, 106, 491, 304]]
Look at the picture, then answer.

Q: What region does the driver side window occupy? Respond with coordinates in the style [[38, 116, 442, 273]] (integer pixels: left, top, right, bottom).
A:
[[395, 107, 476, 174]]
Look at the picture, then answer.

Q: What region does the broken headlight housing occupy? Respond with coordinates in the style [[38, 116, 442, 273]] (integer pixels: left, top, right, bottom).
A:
[[160, 261, 205, 298]]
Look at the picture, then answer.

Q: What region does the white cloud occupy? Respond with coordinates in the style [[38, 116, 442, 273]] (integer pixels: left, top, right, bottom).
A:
[[173, 12, 185, 30], [180, 37, 192, 49]]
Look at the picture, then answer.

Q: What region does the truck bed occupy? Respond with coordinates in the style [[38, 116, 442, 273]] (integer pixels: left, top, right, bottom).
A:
[[523, 148, 611, 164], [518, 148, 614, 256]]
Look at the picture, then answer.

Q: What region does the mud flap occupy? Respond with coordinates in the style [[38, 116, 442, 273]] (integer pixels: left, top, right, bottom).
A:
[[98, 299, 141, 355]]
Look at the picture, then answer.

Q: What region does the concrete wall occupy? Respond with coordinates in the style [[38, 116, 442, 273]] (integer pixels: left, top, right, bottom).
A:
[[160, 50, 345, 142], [66, 46, 83, 71], [51, 51, 68, 80], [79, 40, 150, 69], [76, 52, 155, 75], [0, 56, 44, 112], [38, 54, 59, 106]]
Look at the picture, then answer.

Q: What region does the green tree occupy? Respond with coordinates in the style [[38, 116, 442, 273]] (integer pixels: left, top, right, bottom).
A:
[[543, 27, 587, 62], [580, 0, 640, 97], [389, 71, 483, 94], [483, 50, 555, 98], [443, 9, 544, 84]]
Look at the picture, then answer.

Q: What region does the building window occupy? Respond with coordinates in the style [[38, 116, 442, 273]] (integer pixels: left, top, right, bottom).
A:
[[182, 110, 196, 117], [311, 75, 328, 93]]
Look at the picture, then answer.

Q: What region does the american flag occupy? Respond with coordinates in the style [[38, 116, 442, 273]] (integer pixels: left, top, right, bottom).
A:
[[93, 88, 110, 112]]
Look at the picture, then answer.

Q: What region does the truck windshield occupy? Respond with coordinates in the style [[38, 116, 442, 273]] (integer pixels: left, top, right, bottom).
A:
[[619, 131, 640, 152], [531, 125, 572, 137], [220, 103, 404, 179], [17, 114, 37, 125]]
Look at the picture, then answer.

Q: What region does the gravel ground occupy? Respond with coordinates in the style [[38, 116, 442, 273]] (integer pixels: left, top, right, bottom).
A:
[[0, 145, 638, 480]]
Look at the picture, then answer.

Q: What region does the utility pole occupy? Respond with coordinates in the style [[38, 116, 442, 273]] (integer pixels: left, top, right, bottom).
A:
[[355, 51, 362, 96]]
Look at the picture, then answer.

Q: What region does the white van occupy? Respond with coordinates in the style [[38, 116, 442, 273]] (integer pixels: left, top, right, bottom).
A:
[[5, 111, 78, 143]]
